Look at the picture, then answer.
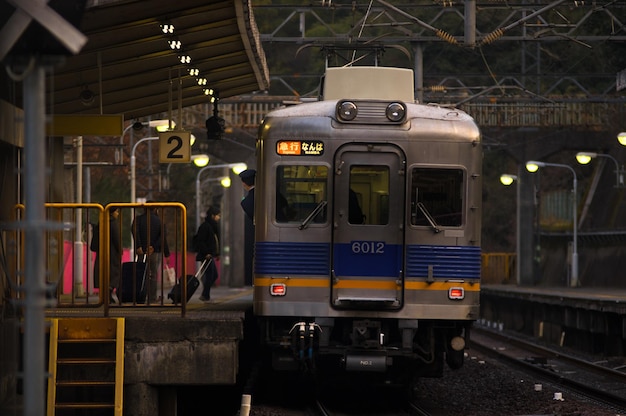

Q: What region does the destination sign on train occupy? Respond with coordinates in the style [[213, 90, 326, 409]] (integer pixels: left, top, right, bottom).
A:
[[277, 140, 324, 155]]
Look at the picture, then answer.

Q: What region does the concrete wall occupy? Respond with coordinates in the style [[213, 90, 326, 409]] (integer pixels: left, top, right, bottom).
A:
[[122, 313, 245, 415]]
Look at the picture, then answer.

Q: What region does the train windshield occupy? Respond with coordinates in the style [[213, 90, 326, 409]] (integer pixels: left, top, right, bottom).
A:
[[410, 168, 464, 227], [276, 165, 328, 223]]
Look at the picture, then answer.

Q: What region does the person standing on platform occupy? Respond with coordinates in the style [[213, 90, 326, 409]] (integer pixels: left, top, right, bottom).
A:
[[91, 207, 122, 303], [196, 205, 221, 302], [132, 202, 170, 302], [239, 169, 256, 286]]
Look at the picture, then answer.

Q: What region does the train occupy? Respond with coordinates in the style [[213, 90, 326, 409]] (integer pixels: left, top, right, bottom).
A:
[[252, 66, 482, 384]]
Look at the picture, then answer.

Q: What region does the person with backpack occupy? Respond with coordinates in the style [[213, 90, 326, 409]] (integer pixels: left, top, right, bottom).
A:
[[195, 205, 221, 302]]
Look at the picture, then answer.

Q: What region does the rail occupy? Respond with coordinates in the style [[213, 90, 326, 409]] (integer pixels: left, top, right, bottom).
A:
[[4, 202, 190, 317]]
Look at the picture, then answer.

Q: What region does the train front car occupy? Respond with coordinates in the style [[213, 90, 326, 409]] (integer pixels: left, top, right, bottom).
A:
[[254, 67, 482, 383]]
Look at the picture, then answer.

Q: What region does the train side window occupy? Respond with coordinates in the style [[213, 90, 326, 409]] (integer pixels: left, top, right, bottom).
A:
[[276, 165, 328, 223], [410, 168, 464, 227]]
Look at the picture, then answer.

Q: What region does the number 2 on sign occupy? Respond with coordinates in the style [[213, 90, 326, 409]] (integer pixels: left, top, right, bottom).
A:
[[167, 136, 183, 159]]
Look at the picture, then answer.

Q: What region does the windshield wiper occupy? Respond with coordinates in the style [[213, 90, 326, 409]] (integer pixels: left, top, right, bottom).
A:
[[299, 200, 327, 230], [417, 202, 441, 233]]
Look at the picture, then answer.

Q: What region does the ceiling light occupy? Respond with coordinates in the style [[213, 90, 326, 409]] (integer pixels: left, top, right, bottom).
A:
[[189, 68, 199, 76], [197, 78, 207, 86], [179, 55, 191, 64], [168, 39, 181, 50], [160, 23, 175, 34]]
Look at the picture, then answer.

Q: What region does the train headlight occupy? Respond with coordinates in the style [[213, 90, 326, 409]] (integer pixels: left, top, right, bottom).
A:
[[450, 336, 465, 351], [270, 283, 286, 296], [385, 102, 406, 122], [337, 101, 358, 121], [448, 287, 465, 300]]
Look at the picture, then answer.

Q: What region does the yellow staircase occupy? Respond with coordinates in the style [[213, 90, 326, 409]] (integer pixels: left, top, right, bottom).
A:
[[47, 318, 124, 416]]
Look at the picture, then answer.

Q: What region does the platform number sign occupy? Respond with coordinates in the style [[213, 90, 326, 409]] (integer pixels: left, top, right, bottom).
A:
[[159, 131, 191, 163]]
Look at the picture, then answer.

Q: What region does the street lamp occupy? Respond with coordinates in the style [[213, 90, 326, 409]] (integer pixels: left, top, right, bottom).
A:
[[118, 119, 175, 164], [500, 174, 520, 283], [499, 174, 517, 186], [525, 160, 578, 287], [162, 154, 210, 191], [575, 152, 624, 187], [195, 163, 247, 229], [191, 154, 209, 167], [130, 137, 159, 203], [617, 132, 626, 146]]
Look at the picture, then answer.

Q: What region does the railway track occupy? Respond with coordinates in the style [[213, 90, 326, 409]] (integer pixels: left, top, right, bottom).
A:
[[246, 323, 626, 415], [311, 398, 433, 416], [471, 324, 626, 411]]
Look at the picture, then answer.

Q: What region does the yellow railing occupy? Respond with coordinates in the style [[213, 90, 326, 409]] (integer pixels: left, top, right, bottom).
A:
[[7, 202, 189, 316], [481, 253, 516, 284]]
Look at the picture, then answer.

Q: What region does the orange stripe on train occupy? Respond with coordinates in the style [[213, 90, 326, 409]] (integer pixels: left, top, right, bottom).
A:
[[254, 277, 480, 292]]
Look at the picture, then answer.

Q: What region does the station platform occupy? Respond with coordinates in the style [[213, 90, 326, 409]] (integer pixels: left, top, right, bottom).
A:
[[480, 284, 626, 357], [25, 285, 255, 415]]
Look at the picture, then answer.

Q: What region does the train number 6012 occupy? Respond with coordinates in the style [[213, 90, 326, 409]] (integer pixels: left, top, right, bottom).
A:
[[351, 241, 385, 254]]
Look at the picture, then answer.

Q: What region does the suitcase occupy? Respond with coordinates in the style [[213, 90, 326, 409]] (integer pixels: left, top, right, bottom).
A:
[[120, 255, 147, 303], [168, 258, 211, 304]]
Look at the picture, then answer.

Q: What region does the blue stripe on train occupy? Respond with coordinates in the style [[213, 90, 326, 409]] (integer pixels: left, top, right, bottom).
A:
[[405, 244, 481, 280], [255, 242, 330, 275], [332, 242, 401, 277], [255, 242, 481, 280]]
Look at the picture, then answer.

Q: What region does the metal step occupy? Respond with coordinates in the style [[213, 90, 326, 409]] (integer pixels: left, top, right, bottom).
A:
[[47, 318, 125, 416]]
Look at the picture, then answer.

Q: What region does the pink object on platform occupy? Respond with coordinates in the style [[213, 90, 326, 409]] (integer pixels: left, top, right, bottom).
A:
[[62, 242, 209, 293]]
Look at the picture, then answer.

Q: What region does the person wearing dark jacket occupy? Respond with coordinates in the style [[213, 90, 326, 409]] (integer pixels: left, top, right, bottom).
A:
[[195, 206, 221, 301], [91, 207, 122, 303], [239, 169, 255, 286], [132, 203, 170, 302]]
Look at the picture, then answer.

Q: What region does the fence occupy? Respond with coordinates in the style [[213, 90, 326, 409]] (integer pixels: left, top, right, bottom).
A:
[[4, 202, 193, 317], [481, 252, 516, 284]]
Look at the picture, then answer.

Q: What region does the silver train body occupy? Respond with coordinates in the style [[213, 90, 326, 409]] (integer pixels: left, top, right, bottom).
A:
[[253, 67, 482, 379]]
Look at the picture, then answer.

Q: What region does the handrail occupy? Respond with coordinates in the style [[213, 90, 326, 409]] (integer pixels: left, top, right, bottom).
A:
[[7, 202, 189, 317]]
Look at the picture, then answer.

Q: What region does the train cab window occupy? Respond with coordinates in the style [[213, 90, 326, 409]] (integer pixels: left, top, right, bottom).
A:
[[276, 165, 328, 223], [349, 165, 389, 225], [410, 168, 464, 227]]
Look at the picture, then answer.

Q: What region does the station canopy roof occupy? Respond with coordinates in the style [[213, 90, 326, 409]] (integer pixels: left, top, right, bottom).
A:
[[1, 0, 270, 120]]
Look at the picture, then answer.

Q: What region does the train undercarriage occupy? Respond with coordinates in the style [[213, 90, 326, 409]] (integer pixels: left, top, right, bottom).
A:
[[259, 316, 471, 383]]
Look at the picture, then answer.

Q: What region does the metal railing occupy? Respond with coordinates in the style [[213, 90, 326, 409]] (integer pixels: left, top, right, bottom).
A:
[[481, 253, 516, 284], [4, 202, 190, 317]]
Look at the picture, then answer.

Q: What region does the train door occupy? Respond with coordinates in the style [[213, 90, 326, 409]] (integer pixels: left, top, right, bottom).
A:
[[331, 144, 405, 309]]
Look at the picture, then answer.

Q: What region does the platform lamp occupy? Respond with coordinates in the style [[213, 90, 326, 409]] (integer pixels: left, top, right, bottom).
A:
[[526, 161, 578, 288], [118, 119, 175, 164], [499, 174, 520, 283], [195, 163, 247, 230], [161, 154, 210, 192], [575, 152, 624, 187]]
